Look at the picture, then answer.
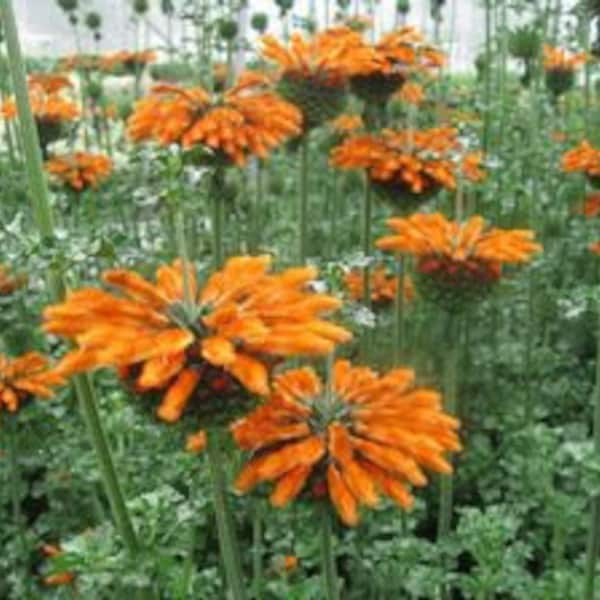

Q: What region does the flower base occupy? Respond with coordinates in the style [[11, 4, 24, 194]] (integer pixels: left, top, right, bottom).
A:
[[371, 180, 440, 214], [277, 75, 347, 131], [351, 73, 406, 105], [545, 68, 575, 97]]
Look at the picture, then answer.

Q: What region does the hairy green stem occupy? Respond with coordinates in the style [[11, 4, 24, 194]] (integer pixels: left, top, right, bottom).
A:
[[211, 169, 225, 269], [252, 501, 264, 600], [360, 175, 373, 359], [206, 430, 247, 600], [584, 301, 600, 599], [320, 503, 339, 600], [6, 416, 32, 597], [299, 135, 309, 263], [0, 1, 150, 594], [438, 316, 459, 536], [393, 256, 406, 366]]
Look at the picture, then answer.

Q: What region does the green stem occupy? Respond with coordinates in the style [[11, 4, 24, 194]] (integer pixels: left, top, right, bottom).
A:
[[299, 135, 309, 264], [206, 430, 247, 600], [320, 503, 339, 600], [211, 169, 225, 270], [0, 2, 150, 595], [250, 161, 263, 254], [483, 0, 492, 153], [584, 301, 600, 599], [437, 314, 459, 540], [252, 501, 264, 600], [360, 175, 373, 359], [393, 256, 406, 366], [6, 416, 32, 597]]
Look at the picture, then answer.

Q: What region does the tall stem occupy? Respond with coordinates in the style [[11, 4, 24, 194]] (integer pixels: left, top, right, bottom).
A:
[[6, 416, 33, 597], [393, 256, 406, 366], [483, 0, 492, 153], [206, 430, 247, 600], [0, 0, 149, 592], [252, 501, 264, 600], [437, 314, 459, 539], [320, 503, 338, 600], [211, 169, 225, 269], [584, 300, 600, 599], [299, 135, 309, 263], [361, 175, 373, 358]]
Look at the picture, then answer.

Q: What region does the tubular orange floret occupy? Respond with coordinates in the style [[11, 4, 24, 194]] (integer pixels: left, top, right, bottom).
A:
[[344, 264, 415, 305], [43, 256, 351, 428], [543, 44, 587, 71], [231, 359, 460, 526]]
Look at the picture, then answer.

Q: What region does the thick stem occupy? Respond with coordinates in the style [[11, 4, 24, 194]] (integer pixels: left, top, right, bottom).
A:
[[584, 302, 600, 599], [0, 2, 150, 595], [483, 0, 492, 153], [320, 503, 339, 600], [393, 256, 406, 366], [211, 169, 225, 269], [299, 135, 309, 264], [252, 501, 264, 600], [437, 314, 458, 540], [360, 175, 373, 359], [206, 430, 247, 600], [6, 416, 33, 597]]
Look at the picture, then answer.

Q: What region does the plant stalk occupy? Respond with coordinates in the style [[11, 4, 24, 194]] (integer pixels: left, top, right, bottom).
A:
[[206, 430, 247, 600], [320, 503, 338, 600]]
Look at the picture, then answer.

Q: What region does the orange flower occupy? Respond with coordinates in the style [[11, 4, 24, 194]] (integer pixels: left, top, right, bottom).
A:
[[344, 265, 415, 305], [44, 256, 351, 423], [397, 81, 425, 105], [461, 152, 487, 183], [377, 213, 541, 301], [1, 88, 79, 123], [41, 544, 75, 587], [100, 50, 156, 73], [543, 45, 587, 71], [0, 353, 64, 414], [46, 152, 113, 192], [330, 114, 364, 135], [582, 193, 600, 218], [29, 73, 72, 94], [589, 242, 600, 255], [562, 140, 600, 178], [127, 72, 302, 166], [58, 54, 100, 72], [261, 28, 376, 88], [186, 430, 208, 453], [232, 360, 460, 526], [331, 128, 458, 198], [0, 265, 26, 295]]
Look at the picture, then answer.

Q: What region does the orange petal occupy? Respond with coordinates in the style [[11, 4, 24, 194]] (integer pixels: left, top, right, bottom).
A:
[[156, 367, 202, 422]]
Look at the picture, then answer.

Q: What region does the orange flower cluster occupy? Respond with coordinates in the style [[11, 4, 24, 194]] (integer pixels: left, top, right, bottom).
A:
[[346, 26, 446, 78], [589, 242, 600, 255], [232, 360, 460, 526], [562, 140, 600, 179], [44, 256, 351, 423], [261, 28, 378, 87], [396, 81, 425, 106], [331, 127, 459, 195], [127, 72, 302, 165], [29, 73, 72, 94], [0, 353, 64, 414], [58, 54, 100, 72], [344, 265, 415, 305], [377, 213, 541, 286], [46, 152, 113, 192], [100, 50, 156, 73], [1, 87, 79, 123], [543, 45, 586, 71]]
